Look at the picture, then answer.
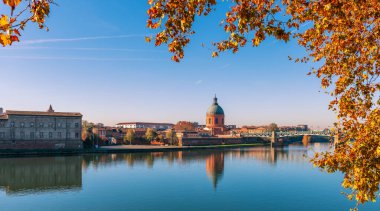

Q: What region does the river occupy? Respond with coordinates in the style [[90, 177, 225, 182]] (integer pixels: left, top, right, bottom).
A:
[[0, 143, 378, 210]]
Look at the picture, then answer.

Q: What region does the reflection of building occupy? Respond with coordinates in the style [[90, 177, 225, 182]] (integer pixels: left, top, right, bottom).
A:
[[116, 122, 173, 130], [205, 95, 226, 135], [0, 156, 82, 194], [0, 105, 83, 149], [206, 153, 225, 189]]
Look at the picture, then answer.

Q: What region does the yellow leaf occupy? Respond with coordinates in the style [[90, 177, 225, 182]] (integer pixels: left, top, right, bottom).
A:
[[0, 15, 9, 28], [145, 36, 152, 43]]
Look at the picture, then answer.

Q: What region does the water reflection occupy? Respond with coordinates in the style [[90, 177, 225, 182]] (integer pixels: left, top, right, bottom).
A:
[[0, 156, 82, 195], [206, 153, 224, 189], [0, 144, 323, 195]]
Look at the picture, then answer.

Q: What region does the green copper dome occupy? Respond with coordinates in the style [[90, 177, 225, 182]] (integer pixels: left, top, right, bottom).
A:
[[207, 95, 224, 115]]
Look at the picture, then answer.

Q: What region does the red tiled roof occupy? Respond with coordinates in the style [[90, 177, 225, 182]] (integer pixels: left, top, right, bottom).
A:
[[5, 110, 82, 117]]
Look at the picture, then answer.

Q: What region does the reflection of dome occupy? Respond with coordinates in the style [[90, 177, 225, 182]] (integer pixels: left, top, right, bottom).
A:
[[207, 96, 224, 115], [206, 153, 224, 189]]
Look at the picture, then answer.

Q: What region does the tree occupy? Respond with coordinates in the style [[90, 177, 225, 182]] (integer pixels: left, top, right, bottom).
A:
[[157, 134, 164, 142], [146, 0, 380, 205], [124, 129, 135, 145], [268, 123, 278, 132], [145, 128, 156, 142], [166, 129, 177, 145], [173, 121, 196, 131], [0, 0, 52, 46], [82, 120, 95, 147]]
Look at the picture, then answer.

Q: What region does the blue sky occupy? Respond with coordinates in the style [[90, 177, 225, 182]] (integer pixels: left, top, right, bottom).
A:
[[0, 1, 335, 129]]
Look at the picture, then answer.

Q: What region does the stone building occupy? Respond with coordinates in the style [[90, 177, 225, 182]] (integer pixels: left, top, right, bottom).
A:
[[205, 95, 226, 135], [116, 122, 173, 130], [0, 105, 82, 150]]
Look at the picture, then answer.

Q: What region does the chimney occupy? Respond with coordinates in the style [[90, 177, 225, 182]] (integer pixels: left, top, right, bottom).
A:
[[0, 107, 3, 115]]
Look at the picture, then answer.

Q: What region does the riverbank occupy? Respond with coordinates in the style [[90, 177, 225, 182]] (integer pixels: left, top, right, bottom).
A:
[[0, 143, 269, 157]]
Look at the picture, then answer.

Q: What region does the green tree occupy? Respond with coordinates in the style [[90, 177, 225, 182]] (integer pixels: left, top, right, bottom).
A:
[[166, 130, 177, 145], [145, 128, 156, 142], [157, 134, 164, 142], [268, 123, 278, 132], [82, 120, 96, 148], [124, 129, 135, 145]]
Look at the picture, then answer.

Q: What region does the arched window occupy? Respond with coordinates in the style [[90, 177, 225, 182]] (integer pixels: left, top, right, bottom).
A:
[[215, 118, 218, 124], [208, 118, 211, 124], [222, 118, 224, 124]]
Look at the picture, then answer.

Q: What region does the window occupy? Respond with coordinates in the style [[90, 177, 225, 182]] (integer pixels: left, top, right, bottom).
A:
[[0, 132, 5, 139], [20, 131, 25, 139], [57, 123, 62, 128], [10, 131, 15, 139], [49, 132, 53, 139], [215, 118, 218, 124], [67, 132, 70, 139], [20, 122, 25, 128], [75, 133, 79, 139], [39, 122, 44, 128], [222, 118, 224, 124], [58, 132, 62, 138], [30, 132, 35, 139], [30, 122, 34, 127], [10, 122, 15, 127], [49, 122, 53, 128], [0, 122, 4, 127], [66, 123, 70, 128], [39, 132, 44, 139], [208, 118, 211, 124], [75, 123, 79, 128]]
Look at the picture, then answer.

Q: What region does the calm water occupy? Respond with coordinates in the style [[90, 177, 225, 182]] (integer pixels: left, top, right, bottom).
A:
[[0, 143, 379, 211]]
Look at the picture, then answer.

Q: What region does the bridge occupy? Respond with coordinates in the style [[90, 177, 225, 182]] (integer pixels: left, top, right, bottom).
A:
[[240, 130, 332, 146]]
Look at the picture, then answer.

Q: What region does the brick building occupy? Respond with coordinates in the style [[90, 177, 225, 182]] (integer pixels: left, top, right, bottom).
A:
[[205, 95, 227, 135]]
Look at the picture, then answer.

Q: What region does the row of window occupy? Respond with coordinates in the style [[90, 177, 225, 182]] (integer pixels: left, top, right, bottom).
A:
[[0, 132, 79, 139], [208, 118, 224, 125], [0, 122, 80, 128]]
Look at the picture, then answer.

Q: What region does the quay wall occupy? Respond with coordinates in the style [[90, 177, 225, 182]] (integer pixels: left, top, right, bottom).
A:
[[0, 140, 83, 150], [179, 137, 269, 146]]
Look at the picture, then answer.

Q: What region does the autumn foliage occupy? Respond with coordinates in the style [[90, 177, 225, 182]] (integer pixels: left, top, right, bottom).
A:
[[1, 0, 379, 206], [0, 0, 51, 46], [146, 0, 380, 205]]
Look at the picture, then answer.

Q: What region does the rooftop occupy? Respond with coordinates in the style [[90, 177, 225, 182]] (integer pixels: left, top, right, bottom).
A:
[[116, 122, 174, 125], [5, 110, 82, 117]]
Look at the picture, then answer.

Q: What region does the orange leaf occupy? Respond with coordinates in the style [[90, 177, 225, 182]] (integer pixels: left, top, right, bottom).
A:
[[3, 0, 21, 11], [10, 35, 19, 42], [13, 29, 21, 36]]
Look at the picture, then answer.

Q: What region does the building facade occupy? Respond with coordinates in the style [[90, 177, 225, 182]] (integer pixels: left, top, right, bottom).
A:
[[116, 122, 173, 130], [205, 95, 226, 135], [0, 106, 83, 150]]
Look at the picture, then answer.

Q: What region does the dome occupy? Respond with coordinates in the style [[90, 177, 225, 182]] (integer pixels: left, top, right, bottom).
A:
[[207, 96, 224, 115]]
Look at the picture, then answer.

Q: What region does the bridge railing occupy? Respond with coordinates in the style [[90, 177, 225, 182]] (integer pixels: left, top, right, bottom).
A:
[[241, 130, 331, 138]]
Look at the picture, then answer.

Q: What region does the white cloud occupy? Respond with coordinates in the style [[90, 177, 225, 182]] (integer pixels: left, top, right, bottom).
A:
[[21, 34, 149, 45], [195, 80, 203, 85], [0, 55, 164, 62]]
